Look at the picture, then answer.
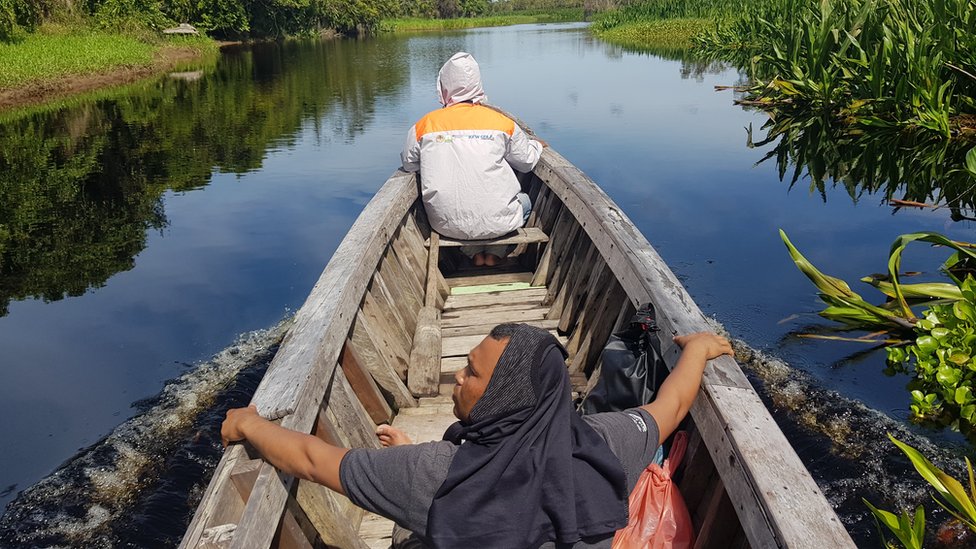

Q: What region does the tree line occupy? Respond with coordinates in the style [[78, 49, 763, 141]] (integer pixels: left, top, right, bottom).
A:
[[0, 0, 590, 42]]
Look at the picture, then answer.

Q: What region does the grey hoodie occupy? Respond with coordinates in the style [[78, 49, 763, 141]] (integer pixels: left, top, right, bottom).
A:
[[401, 52, 543, 240]]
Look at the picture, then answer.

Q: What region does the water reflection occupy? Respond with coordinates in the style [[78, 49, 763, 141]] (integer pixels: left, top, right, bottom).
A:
[[0, 38, 410, 318], [748, 110, 976, 220]]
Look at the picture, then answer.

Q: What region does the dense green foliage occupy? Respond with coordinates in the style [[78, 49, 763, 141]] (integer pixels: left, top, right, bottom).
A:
[[887, 280, 976, 425], [0, 38, 409, 315], [592, 0, 976, 220], [594, 0, 976, 138], [383, 10, 582, 31], [390, 0, 582, 21], [592, 0, 762, 31], [695, 0, 976, 138], [780, 225, 976, 434], [0, 0, 400, 42]]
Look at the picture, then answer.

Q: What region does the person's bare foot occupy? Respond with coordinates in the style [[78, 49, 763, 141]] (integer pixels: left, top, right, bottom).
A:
[[473, 252, 486, 266], [376, 424, 412, 447], [484, 253, 501, 266]]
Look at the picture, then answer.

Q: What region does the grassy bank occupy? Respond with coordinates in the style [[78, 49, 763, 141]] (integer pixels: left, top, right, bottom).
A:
[[0, 26, 217, 92], [383, 10, 583, 31], [592, 18, 707, 52]]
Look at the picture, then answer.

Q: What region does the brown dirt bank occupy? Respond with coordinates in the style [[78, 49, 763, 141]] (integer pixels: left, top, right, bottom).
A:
[[0, 44, 220, 112]]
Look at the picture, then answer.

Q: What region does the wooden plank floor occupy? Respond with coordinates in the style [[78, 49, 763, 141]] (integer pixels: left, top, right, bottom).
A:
[[359, 272, 559, 548]]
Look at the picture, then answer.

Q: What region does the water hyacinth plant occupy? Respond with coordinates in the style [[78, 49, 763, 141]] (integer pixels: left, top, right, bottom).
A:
[[781, 229, 976, 432], [865, 434, 976, 548]]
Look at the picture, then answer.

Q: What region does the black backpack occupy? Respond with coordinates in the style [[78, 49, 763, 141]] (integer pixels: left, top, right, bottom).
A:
[[579, 303, 668, 414]]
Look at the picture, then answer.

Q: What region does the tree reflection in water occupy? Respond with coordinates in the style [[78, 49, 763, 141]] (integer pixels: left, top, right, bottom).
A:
[[0, 37, 410, 317], [747, 112, 976, 221]]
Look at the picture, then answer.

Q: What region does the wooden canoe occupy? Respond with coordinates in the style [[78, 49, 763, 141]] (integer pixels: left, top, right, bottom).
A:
[[180, 145, 856, 548]]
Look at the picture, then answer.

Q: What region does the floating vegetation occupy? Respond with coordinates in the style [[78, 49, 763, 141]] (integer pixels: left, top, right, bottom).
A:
[[780, 228, 976, 436], [697, 0, 976, 138], [592, 17, 708, 52], [865, 434, 976, 549]]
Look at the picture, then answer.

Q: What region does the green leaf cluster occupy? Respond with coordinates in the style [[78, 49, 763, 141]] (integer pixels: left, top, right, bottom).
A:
[[865, 434, 976, 547], [695, 0, 976, 138], [889, 278, 976, 425], [1, 0, 403, 43], [781, 229, 976, 428]]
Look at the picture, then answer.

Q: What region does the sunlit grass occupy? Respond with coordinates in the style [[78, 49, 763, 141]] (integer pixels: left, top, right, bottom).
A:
[[593, 18, 708, 51], [0, 29, 216, 91], [0, 32, 153, 89]]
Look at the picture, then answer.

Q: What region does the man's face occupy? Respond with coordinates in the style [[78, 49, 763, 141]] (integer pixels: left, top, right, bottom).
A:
[[452, 335, 508, 422]]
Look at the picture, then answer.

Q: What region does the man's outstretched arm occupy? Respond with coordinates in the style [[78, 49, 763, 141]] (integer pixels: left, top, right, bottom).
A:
[[221, 404, 349, 494], [641, 332, 732, 446]]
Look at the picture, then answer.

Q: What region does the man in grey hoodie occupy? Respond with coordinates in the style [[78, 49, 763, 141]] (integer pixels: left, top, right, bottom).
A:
[[401, 52, 545, 266]]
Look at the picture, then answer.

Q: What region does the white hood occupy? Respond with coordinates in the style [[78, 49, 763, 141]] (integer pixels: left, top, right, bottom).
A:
[[437, 52, 487, 107]]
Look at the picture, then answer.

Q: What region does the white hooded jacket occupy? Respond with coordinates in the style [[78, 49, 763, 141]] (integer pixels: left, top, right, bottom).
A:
[[401, 52, 543, 240]]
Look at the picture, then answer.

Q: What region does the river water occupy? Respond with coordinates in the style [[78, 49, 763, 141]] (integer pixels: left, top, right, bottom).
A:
[[1, 22, 973, 546]]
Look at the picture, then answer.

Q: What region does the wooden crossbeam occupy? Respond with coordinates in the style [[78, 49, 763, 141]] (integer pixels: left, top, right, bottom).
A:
[[427, 227, 549, 248]]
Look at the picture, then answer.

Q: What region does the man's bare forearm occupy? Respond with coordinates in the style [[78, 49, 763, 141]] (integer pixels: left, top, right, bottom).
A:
[[224, 407, 349, 494], [641, 333, 732, 444]]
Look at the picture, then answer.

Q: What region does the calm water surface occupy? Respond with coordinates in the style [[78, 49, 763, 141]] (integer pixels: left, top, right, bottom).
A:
[[1, 23, 972, 546]]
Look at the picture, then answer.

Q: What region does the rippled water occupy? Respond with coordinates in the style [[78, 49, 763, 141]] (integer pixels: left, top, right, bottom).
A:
[[1, 22, 974, 546]]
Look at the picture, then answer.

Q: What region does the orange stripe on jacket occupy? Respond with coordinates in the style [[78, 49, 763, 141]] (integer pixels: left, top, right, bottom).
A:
[[414, 103, 515, 141]]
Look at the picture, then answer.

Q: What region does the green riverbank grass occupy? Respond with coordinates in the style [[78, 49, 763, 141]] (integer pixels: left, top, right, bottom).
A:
[[593, 18, 708, 51], [0, 48, 220, 124], [0, 30, 216, 91], [0, 32, 152, 89], [384, 10, 583, 32]]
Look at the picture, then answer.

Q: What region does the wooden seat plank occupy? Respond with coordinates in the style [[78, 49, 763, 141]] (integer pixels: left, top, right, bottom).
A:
[[429, 227, 549, 248], [442, 302, 547, 317], [446, 271, 535, 288], [359, 513, 395, 549]]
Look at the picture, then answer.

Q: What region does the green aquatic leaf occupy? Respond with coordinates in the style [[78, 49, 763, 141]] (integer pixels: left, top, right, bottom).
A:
[[956, 386, 973, 405], [861, 277, 963, 301], [950, 352, 971, 365], [780, 230, 913, 329], [917, 335, 939, 354], [863, 498, 924, 549], [890, 434, 948, 497], [887, 234, 976, 319]]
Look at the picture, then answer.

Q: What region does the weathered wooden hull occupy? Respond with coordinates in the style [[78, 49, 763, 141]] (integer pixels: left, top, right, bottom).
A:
[[181, 148, 855, 549]]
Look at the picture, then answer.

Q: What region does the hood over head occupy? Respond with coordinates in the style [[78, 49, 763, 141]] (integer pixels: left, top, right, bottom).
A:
[[437, 52, 487, 107], [427, 323, 628, 548]]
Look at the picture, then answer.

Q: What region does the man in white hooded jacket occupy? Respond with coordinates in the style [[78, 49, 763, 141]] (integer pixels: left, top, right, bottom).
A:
[[401, 52, 545, 266]]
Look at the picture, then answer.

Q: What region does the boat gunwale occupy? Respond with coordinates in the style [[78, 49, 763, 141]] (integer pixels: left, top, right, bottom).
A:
[[180, 168, 419, 549]]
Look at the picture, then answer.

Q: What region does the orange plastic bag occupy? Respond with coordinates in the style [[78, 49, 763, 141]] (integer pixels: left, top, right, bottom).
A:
[[611, 431, 694, 549]]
